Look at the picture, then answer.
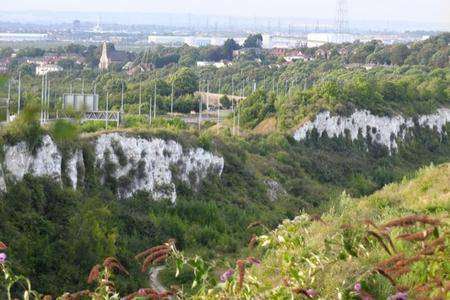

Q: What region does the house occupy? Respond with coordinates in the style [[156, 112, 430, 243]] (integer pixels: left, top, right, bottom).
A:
[[284, 51, 312, 63], [99, 42, 131, 70], [0, 59, 10, 73], [270, 48, 289, 57], [232, 48, 262, 59], [124, 63, 153, 76], [196, 60, 231, 68], [315, 48, 332, 60], [36, 64, 63, 76]]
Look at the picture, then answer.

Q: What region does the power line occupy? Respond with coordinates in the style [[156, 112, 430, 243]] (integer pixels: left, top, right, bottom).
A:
[[336, 0, 349, 42]]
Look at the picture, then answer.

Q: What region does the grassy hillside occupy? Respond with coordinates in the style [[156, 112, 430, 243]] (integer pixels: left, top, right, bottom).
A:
[[190, 163, 449, 299], [0, 105, 449, 296], [1, 113, 450, 295]]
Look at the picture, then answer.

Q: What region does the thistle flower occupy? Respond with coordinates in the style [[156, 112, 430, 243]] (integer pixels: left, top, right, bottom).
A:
[[247, 256, 261, 266], [138, 288, 148, 296], [306, 288, 318, 298], [0, 253, 7, 264], [388, 291, 407, 300], [293, 288, 318, 298], [220, 268, 235, 282], [354, 282, 362, 293]]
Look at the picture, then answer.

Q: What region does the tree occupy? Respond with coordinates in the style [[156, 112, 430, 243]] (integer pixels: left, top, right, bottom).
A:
[[171, 67, 199, 96], [18, 63, 36, 76], [205, 47, 223, 62], [389, 44, 410, 66], [0, 47, 13, 59], [57, 59, 80, 70], [222, 39, 240, 60], [16, 47, 45, 58], [243, 34, 263, 48], [144, 79, 171, 97], [430, 50, 449, 68], [239, 90, 275, 128], [220, 95, 232, 109]]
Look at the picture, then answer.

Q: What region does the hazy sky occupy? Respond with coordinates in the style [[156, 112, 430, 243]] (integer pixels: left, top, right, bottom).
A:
[[2, 0, 449, 23]]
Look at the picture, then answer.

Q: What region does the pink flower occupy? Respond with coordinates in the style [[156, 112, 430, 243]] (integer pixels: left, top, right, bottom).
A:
[[354, 282, 362, 293], [138, 289, 147, 296], [220, 268, 235, 282], [306, 288, 318, 298], [0, 253, 6, 264], [247, 257, 261, 266], [388, 292, 407, 300]]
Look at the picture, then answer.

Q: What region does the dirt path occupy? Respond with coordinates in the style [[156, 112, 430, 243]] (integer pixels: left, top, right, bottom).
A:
[[149, 265, 167, 293]]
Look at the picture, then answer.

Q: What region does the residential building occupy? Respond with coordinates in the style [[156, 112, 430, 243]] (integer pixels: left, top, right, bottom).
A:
[[36, 64, 63, 76]]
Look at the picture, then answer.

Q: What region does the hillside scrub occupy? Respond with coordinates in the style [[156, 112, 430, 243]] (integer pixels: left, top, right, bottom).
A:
[[1, 121, 449, 295], [184, 163, 450, 299]]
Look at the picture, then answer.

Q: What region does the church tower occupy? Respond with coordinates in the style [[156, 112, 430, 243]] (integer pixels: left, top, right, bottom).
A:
[[99, 42, 110, 70]]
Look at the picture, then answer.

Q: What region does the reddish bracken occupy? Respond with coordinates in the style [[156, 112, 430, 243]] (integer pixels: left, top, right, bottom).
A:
[[397, 227, 436, 242], [247, 256, 261, 265], [135, 245, 169, 260], [123, 288, 173, 300], [292, 288, 319, 299], [381, 215, 441, 229], [141, 249, 170, 272], [248, 234, 257, 250], [376, 254, 404, 269], [136, 240, 176, 273], [87, 264, 101, 284], [103, 257, 129, 275], [236, 259, 246, 290], [61, 290, 91, 300], [367, 230, 393, 255], [0, 241, 7, 250], [247, 221, 263, 229], [363, 219, 379, 229], [420, 237, 445, 255]]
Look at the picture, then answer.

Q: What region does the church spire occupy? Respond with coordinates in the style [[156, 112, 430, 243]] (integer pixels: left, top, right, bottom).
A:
[[99, 41, 109, 70]]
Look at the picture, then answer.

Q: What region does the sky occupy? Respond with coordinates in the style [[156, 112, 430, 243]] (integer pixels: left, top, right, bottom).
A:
[[1, 0, 449, 24]]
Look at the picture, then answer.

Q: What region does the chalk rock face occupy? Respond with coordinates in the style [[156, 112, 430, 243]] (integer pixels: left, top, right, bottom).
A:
[[0, 133, 224, 201], [293, 108, 450, 151], [0, 165, 6, 192], [4, 135, 62, 182], [66, 150, 85, 190], [264, 179, 287, 202], [94, 133, 224, 202]]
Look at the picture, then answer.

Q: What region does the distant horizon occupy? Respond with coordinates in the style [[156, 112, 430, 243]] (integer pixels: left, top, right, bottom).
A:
[[0, 10, 448, 32], [1, 0, 449, 28]]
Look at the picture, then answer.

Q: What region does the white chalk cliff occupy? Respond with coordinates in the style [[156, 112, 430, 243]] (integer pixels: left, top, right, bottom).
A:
[[95, 133, 224, 202], [0, 133, 224, 202], [293, 108, 450, 151]]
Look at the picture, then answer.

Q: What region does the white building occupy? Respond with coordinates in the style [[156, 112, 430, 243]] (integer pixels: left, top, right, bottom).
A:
[[184, 37, 211, 47], [197, 61, 230, 68], [148, 35, 186, 46], [0, 33, 48, 42], [36, 64, 63, 76], [262, 34, 307, 49], [148, 35, 246, 48], [307, 33, 356, 47]]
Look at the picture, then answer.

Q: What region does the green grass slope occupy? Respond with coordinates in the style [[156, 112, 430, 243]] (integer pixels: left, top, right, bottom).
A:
[[198, 163, 449, 299]]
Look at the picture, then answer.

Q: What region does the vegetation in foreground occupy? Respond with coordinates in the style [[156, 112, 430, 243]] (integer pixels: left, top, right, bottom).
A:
[[186, 163, 449, 299], [0, 163, 448, 299]]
